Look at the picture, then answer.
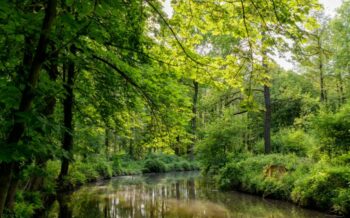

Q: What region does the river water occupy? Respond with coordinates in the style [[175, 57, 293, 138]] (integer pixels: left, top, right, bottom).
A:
[[48, 171, 333, 218]]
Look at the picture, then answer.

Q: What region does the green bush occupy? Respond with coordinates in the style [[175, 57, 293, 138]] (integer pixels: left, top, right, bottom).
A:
[[189, 161, 200, 170], [332, 152, 350, 166], [197, 111, 247, 174], [313, 104, 350, 155], [96, 161, 113, 178], [218, 154, 310, 200], [142, 158, 167, 173], [112, 155, 122, 175], [179, 161, 191, 171], [171, 162, 183, 171], [292, 166, 350, 214], [12, 191, 42, 218], [271, 129, 315, 156]]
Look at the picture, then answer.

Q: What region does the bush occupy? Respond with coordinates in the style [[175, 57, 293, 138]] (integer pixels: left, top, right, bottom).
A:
[[142, 158, 167, 173], [12, 191, 42, 218], [171, 162, 183, 171], [196, 111, 247, 174], [292, 166, 350, 214], [112, 155, 122, 175], [218, 154, 310, 200], [271, 129, 315, 156], [95, 161, 113, 178], [179, 161, 191, 171], [313, 104, 350, 155]]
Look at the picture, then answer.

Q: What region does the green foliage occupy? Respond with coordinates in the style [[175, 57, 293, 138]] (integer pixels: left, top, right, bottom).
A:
[[292, 166, 350, 214], [197, 109, 247, 174], [65, 155, 113, 187], [313, 104, 350, 155], [141, 153, 199, 173], [272, 129, 316, 156], [12, 191, 42, 218], [217, 153, 350, 215], [143, 159, 167, 173], [218, 154, 307, 199]]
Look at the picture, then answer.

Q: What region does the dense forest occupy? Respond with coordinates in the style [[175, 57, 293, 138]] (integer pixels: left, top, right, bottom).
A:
[[0, 0, 350, 217]]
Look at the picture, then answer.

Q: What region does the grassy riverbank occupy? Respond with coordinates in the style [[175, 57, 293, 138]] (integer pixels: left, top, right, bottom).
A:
[[216, 153, 350, 215], [50, 153, 199, 187]]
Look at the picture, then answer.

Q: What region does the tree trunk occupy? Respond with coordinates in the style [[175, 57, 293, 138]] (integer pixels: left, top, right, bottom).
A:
[[57, 47, 76, 189], [262, 35, 271, 154], [105, 128, 109, 159], [4, 177, 19, 211], [189, 80, 198, 161], [264, 84, 271, 154], [26, 43, 59, 191], [175, 135, 180, 156], [319, 58, 326, 102], [0, 163, 13, 217], [0, 1, 57, 216], [318, 37, 326, 103], [338, 72, 345, 104]]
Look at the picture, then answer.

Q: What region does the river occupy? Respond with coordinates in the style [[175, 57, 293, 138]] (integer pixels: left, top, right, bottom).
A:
[[48, 171, 334, 218]]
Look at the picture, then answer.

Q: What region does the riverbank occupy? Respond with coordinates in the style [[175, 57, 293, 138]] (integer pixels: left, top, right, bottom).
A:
[[215, 153, 350, 216], [63, 153, 200, 187]]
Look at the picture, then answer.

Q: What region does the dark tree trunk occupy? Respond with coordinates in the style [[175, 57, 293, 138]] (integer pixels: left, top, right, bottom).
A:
[[319, 57, 326, 102], [0, 163, 13, 217], [24, 43, 60, 194], [264, 84, 271, 154], [4, 183, 17, 211], [261, 36, 271, 154], [175, 135, 180, 156], [189, 80, 198, 160], [105, 128, 109, 159], [58, 194, 72, 218], [262, 35, 271, 154], [318, 37, 326, 103], [26, 46, 60, 217], [4, 164, 21, 211], [57, 47, 76, 189], [0, 1, 57, 216]]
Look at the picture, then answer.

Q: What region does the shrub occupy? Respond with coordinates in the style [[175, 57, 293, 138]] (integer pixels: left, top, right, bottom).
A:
[[291, 166, 350, 214], [179, 161, 191, 171], [218, 154, 310, 199], [95, 161, 113, 178], [196, 112, 247, 174], [13, 191, 42, 218], [112, 155, 122, 175], [313, 104, 350, 155], [218, 161, 243, 190], [171, 162, 183, 171], [272, 129, 315, 156], [142, 159, 167, 173], [189, 161, 200, 170]]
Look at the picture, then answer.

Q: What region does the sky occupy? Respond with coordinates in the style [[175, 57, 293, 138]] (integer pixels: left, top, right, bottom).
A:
[[163, 0, 344, 70], [272, 0, 343, 70], [320, 0, 343, 17]]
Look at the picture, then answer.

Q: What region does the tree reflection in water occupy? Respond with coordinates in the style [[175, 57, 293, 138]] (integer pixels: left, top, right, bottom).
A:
[[49, 172, 331, 218]]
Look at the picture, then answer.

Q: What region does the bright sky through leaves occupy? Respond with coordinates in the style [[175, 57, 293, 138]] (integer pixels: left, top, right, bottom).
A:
[[320, 0, 342, 16], [163, 0, 343, 70]]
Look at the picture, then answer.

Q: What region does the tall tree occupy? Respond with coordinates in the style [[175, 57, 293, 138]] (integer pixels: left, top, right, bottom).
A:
[[0, 1, 57, 215]]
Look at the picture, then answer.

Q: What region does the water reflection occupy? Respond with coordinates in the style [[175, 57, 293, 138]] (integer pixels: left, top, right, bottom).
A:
[[49, 172, 331, 218]]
